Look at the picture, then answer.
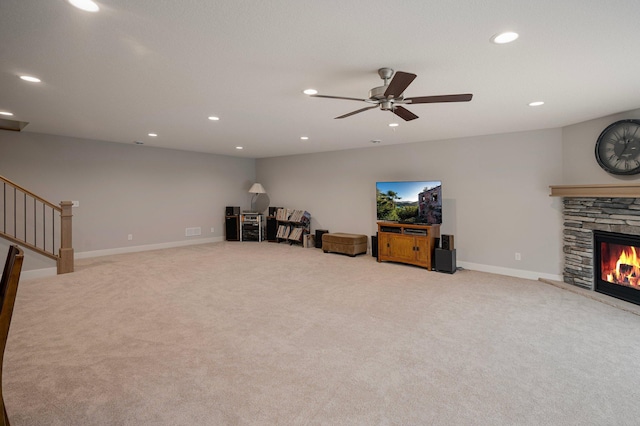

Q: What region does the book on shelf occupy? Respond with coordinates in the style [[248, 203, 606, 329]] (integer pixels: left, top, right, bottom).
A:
[[276, 208, 310, 223], [299, 210, 310, 224], [288, 227, 305, 241], [302, 233, 315, 248], [275, 208, 290, 221], [277, 224, 291, 239]]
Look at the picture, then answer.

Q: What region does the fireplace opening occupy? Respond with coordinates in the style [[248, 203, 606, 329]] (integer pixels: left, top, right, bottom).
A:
[[594, 230, 640, 306]]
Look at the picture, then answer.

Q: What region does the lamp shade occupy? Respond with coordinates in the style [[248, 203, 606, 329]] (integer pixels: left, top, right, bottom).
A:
[[249, 183, 266, 194]]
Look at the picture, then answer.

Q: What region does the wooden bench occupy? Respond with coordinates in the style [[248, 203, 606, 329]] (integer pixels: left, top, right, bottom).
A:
[[322, 233, 368, 257]]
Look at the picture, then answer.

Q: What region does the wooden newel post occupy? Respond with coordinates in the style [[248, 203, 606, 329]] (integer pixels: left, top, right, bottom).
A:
[[58, 201, 74, 274]]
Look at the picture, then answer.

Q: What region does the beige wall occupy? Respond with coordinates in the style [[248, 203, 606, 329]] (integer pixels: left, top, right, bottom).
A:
[[562, 108, 640, 184], [256, 128, 564, 279], [0, 131, 255, 272], [3, 106, 640, 278]]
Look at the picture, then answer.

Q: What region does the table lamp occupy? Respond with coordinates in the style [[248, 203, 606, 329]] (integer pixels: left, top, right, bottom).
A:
[[249, 183, 266, 212]]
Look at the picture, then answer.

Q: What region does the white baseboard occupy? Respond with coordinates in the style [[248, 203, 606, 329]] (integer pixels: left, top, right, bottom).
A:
[[21, 237, 224, 281], [75, 237, 224, 259], [22, 239, 562, 283], [21, 267, 58, 281], [458, 261, 562, 282]]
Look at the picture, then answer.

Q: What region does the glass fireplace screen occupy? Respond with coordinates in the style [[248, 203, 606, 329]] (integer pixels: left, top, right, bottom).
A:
[[599, 241, 640, 290]]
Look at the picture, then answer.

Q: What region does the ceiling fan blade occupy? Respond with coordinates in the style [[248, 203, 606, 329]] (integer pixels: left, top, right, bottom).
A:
[[393, 106, 419, 121], [405, 94, 473, 104], [384, 71, 417, 98], [335, 105, 378, 119], [310, 94, 368, 102]]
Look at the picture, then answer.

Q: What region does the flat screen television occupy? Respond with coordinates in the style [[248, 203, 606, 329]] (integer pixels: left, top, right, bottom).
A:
[[376, 180, 442, 225]]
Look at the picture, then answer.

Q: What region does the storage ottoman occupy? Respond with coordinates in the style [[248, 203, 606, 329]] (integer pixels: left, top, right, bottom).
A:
[[322, 233, 368, 257]]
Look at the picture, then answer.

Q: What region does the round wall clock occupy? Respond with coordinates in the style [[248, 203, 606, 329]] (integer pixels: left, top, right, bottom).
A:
[[595, 119, 640, 175]]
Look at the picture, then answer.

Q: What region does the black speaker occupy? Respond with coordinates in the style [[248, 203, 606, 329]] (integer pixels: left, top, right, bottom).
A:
[[434, 237, 440, 249], [435, 248, 456, 273], [371, 235, 378, 259], [315, 229, 329, 248], [226, 206, 240, 216], [441, 234, 454, 250], [266, 216, 278, 241], [225, 216, 240, 241]]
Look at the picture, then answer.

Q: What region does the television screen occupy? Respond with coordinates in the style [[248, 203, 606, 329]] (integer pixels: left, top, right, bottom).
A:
[[376, 180, 442, 225]]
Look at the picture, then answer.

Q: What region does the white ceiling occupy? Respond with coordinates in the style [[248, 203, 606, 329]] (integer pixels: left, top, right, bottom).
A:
[[2, 0, 640, 159]]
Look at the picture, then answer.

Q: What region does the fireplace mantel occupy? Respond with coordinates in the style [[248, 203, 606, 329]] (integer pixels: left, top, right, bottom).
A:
[[549, 184, 640, 198]]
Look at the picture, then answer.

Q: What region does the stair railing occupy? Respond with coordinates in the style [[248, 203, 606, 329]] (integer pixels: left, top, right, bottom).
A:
[[0, 175, 73, 274]]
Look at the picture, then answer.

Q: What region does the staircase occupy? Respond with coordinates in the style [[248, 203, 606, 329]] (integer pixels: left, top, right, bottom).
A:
[[0, 175, 74, 274]]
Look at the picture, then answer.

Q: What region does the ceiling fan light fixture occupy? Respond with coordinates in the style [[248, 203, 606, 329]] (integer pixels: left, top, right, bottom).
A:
[[491, 31, 519, 44], [310, 68, 472, 121]]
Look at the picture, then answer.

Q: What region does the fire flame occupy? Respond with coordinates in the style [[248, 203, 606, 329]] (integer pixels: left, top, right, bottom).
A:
[[604, 245, 640, 288]]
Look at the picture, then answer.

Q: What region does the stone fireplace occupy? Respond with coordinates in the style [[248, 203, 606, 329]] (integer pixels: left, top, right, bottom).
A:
[[551, 184, 640, 304]]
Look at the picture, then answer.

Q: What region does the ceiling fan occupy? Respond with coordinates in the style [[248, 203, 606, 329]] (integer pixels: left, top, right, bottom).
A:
[[310, 67, 473, 121]]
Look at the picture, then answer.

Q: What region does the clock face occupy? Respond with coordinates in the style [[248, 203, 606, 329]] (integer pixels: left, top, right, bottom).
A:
[[595, 119, 640, 175]]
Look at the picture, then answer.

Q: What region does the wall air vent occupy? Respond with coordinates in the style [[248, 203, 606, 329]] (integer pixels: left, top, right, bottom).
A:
[[185, 227, 202, 237], [0, 118, 29, 131]]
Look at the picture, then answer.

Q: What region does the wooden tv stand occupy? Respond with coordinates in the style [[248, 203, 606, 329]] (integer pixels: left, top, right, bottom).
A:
[[377, 222, 441, 270]]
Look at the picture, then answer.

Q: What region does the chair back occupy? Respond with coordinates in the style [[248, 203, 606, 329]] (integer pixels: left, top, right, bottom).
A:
[[0, 247, 18, 306], [0, 245, 24, 426]]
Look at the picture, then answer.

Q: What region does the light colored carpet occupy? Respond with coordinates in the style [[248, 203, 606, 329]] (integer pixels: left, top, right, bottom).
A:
[[4, 241, 640, 425]]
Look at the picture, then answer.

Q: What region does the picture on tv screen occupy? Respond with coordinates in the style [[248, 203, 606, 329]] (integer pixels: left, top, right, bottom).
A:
[[376, 180, 442, 224]]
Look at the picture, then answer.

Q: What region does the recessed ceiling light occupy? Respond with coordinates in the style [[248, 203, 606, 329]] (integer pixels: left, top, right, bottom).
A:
[[491, 31, 519, 44], [388, 123, 399, 127], [148, 133, 158, 137], [303, 89, 318, 95], [300, 136, 309, 140], [68, 0, 100, 12], [0, 111, 14, 116], [19, 75, 41, 83], [528, 101, 545, 107], [236, 146, 243, 150], [208, 116, 220, 121]]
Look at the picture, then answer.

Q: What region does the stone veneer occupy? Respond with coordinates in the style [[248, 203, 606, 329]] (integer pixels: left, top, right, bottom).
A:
[[563, 197, 640, 289]]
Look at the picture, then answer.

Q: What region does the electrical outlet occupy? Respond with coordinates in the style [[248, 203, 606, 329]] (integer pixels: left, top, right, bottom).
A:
[[515, 252, 521, 261], [128, 234, 133, 241], [72, 200, 80, 207], [211, 227, 215, 233]]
